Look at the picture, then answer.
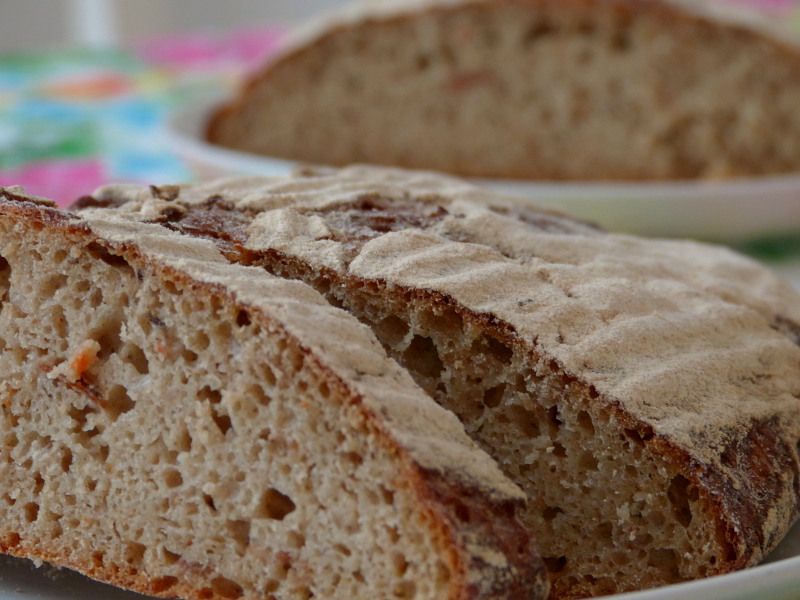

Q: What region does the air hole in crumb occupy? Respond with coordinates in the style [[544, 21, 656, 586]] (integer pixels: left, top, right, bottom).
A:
[[67, 404, 93, 430], [212, 411, 233, 435], [624, 428, 646, 445], [483, 384, 505, 408], [392, 552, 409, 576], [227, 519, 251, 550], [163, 280, 181, 295], [124, 541, 146, 565], [181, 348, 198, 364], [380, 486, 395, 505], [97, 444, 110, 462], [403, 335, 443, 379], [203, 494, 217, 512], [374, 314, 410, 348], [667, 475, 693, 527], [0, 256, 9, 303], [177, 427, 193, 453], [106, 384, 135, 419], [23, 502, 39, 522], [236, 310, 251, 327], [260, 364, 277, 387], [577, 410, 595, 435], [341, 451, 364, 467], [287, 531, 305, 550], [163, 469, 183, 489], [334, 544, 351, 556], [211, 577, 244, 599], [547, 405, 562, 433], [544, 556, 567, 573], [60, 448, 73, 472], [257, 488, 296, 520], [124, 344, 149, 375], [199, 386, 222, 404], [246, 385, 271, 408], [552, 442, 566, 458], [482, 334, 513, 365], [542, 506, 563, 521], [163, 548, 181, 565], [87, 243, 133, 271]]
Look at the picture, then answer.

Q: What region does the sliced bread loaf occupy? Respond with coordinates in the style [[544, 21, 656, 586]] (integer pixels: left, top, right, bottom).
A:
[[84, 166, 800, 599], [0, 186, 548, 600], [206, 0, 800, 180]]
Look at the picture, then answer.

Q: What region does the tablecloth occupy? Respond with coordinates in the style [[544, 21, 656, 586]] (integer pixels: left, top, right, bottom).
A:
[[0, 27, 284, 206]]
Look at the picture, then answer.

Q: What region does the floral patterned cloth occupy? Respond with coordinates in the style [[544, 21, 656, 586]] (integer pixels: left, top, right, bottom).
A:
[[0, 28, 284, 206]]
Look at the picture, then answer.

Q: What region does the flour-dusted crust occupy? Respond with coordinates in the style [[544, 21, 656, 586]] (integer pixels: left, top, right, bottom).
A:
[[0, 186, 547, 600], [85, 166, 800, 598], [206, 0, 800, 180]]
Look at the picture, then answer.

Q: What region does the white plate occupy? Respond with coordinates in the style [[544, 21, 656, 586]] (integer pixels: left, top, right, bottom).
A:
[[0, 517, 798, 600], [166, 96, 800, 242]]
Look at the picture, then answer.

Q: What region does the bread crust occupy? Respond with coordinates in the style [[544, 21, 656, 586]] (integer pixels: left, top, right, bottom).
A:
[[81, 167, 800, 597], [0, 187, 548, 600]]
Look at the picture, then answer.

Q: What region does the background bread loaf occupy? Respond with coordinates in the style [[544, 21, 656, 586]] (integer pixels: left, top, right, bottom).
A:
[[206, 0, 800, 180], [0, 186, 547, 600]]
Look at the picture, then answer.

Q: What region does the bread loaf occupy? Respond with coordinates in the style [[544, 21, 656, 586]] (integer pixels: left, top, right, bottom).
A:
[[206, 0, 800, 180], [84, 166, 800, 599], [0, 185, 548, 600]]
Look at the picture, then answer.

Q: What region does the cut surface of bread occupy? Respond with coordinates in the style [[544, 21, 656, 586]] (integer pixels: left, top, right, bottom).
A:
[[0, 186, 548, 600], [83, 166, 800, 599], [206, 0, 800, 181]]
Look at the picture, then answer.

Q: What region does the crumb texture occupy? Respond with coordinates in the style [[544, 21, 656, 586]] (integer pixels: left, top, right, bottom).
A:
[[0, 188, 546, 600], [89, 167, 800, 599], [207, 0, 800, 180]]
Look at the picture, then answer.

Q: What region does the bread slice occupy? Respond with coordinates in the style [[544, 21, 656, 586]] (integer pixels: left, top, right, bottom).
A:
[[82, 166, 800, 599], [206, 0, 800, 180], [0, 186, 549, 600]]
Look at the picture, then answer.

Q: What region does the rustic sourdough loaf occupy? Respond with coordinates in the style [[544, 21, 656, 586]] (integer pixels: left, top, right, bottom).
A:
[[84, 166, 800, 599], [206, 0, 800, 180], [0, 186, 548, 600]]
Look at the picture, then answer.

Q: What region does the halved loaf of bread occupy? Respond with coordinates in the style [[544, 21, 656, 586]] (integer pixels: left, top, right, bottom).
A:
[[0, 186, 548, 600], [206, 0, 800, 180], [83, 166, 800, 599]]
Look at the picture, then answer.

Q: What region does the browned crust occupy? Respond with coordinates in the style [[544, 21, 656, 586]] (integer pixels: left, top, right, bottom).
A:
[[0, 192, 548, 600], [205, 0, 800, 180]]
